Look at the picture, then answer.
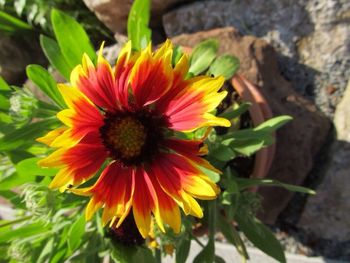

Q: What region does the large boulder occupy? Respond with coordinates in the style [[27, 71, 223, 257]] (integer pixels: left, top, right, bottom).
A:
[[0, 36, 46, 85], [171, 27, 331, 223], [83, 0, 191, 35], [163, 0, 350, 117], [298, 79, 350, 242]]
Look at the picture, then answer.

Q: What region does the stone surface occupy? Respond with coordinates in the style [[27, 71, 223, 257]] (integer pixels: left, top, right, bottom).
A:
[[299, 79, 350, 241], [163, 0, 350, 117], [83, 0, 191, 35], [171, 27, 331, 223], [0, 36, 46, 85], [163, 240, 345, 263]]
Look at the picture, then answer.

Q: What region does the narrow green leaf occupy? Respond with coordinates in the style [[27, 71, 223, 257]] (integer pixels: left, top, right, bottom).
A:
[[68, 214, 86, 252], [0, 222, 50, 244], [51, 9, 96, 68], [176, 234, 191, 263], [219, 102, 251, 120], [37, 237, 55, 263], [189, 39, 218, 75], [208, 55, 240, 80], [26, 65, 66, 108], [40, 35, 71, 80], [172, 46, 184, 66], [0, 118, 59, 151], [217, 215, 249, 261], [236, 178, 316, 195], [127, 0, 151, 51], [0, 10, 32, 33], [255, 115, 293, 133], [236, 213, 286, 263]]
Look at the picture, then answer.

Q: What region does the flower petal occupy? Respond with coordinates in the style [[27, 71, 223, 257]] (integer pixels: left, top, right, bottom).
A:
[[40, 138, 107, 190], [151, 153, 219, 218], [132, 168, 162, 238], [163, 76, 230, 131], [56, 84, 104, 146], [129, 41, 173, 108], [71, 48, 118, 111]]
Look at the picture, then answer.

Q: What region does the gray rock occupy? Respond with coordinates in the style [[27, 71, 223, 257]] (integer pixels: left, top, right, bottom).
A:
[[299, 79, 350, 242], [163, 0, 350, 117]]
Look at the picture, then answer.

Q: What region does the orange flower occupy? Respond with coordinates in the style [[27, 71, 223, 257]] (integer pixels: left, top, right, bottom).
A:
[[37, 40, 230, 238]]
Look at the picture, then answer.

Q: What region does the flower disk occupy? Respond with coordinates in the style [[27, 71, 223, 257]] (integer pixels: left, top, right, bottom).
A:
[[37, 40, 230, 238]]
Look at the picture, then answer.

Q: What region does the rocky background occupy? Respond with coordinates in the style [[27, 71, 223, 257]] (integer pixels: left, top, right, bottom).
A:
[[1, 0, 349, 260]]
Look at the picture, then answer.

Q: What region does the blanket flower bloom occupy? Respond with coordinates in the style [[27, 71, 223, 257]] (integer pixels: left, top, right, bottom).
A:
[[37, 40, 230, 238]]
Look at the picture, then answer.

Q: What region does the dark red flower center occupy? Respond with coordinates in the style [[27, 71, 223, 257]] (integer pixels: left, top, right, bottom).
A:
[[100, 110, 167, 166]]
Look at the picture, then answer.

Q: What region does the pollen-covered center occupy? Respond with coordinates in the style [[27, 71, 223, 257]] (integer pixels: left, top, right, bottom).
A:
[[105, 116, 146, 159], [100, 110, 167, 166]]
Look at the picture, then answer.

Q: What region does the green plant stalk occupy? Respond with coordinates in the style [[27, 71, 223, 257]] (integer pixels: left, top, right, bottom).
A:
[[0, 215, 32, 228]]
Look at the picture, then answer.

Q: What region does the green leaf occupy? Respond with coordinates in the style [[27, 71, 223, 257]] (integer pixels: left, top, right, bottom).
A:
[[176, 234, 191, 263], [199, 165, 220, 183], [51, 9, 96, 68], [0, 77, 11, 91], [189, 39, 218, 75], [208, 55, 240, 80], [172, 46, 184, 66], [217, 215, 248, 261], [26, 65, 66, 108], [215, 255, 226, 263], [236, 178, 316, 195], [67, 214, 86, 252], [0, 118, 59, 152], [0, 10, 32, 34], [0, 222, 50, 244], [211, 144, 236, 161], [16, 157, 58, 177], [111, 243, 155, 263], [255, 115, 293, 133], [40, 35, 71, 80], [0, 172, 34, 190], [37, 237, 55, 263], [230, 138, 265, 156], [219, 102, 251, 120], [0, 93, 10, 111], [236, 213, 286, 263], [193, 238, 215, 263], [127, 0, 151, 51]]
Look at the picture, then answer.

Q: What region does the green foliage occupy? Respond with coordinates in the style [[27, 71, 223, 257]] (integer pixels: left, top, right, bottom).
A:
[[1, 0, 112, 43], [51, 9, 97, 68], [40, 35, 71, 80], [189, 39, 219, 75], [208, 55, 240, 80], [175, 233, 191, 263], [0, 9, 31, 34], [26, 64, 65, 108], [236, 213, 286, 263], [110, 242, 155, 263], [127, 0, 151, 51]]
